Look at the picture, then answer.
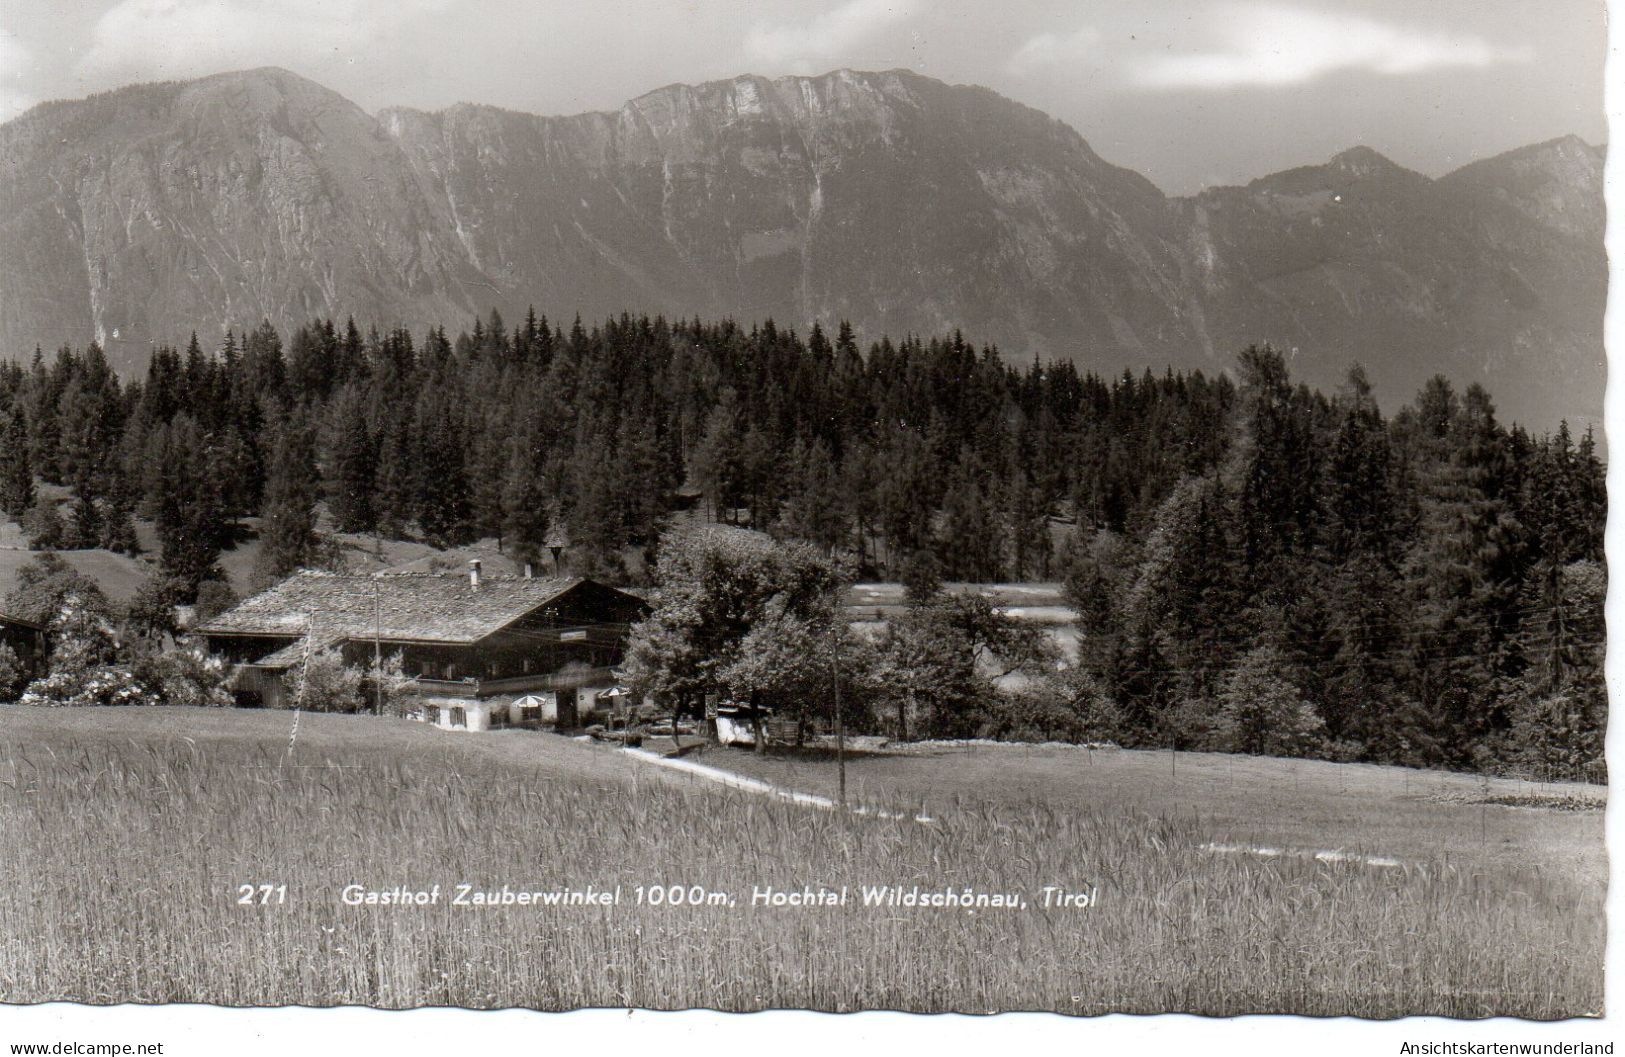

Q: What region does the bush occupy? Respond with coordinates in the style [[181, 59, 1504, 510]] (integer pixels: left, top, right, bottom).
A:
[[15, 590, 149, 707], [45, 592, 122, 668], [4, 553, 113, 628], [192, 580, 238, 625], [364, 652, 422, 717], [1211, 646, 1325, 758], [100, 507, 139, 555], [1058, 528, 1124, 636], [974, 667, 1123, 744], [279, 650, 365, 713], [126, 574, 184, 644], [132, 644, 233, 708], [1364, 691, 1450, 769], [0, 642, 26, 702], [899, 549, 943, 606], [18, 665, 156, 707], [1158, 696, 1221, 752], [571, 545, 628, 584], [20, 501, 66, 550], [1494, 683, 1606, 779], [871, 593, 1055, 741]]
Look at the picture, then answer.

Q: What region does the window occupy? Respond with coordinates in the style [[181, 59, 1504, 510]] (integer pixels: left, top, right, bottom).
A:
[[450, 706, 466, 729]]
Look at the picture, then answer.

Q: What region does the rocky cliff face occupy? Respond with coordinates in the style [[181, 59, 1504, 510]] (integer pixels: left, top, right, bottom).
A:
[[377, 70, 1197, 362], [0, 67, 1603, 428], [0, 71, 484, 360], [1175, 139, 1606, 425]]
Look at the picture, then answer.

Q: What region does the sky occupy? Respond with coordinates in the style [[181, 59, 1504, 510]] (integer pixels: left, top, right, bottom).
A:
[[0, 0, 1606, 194]]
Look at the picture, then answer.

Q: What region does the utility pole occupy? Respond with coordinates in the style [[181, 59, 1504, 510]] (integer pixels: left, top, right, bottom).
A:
[[830, 609, 845, 808], [373, 577, 383, 715]]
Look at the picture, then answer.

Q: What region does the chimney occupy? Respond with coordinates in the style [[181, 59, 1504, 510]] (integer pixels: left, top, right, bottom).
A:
[[523, 562, 534, 581], [469, 559, 481, 591]]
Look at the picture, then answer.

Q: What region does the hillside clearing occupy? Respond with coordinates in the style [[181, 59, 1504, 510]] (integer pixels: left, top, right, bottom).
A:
[[0, 546, 153, 607]]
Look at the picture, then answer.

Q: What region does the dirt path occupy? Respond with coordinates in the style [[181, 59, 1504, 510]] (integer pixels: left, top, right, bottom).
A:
[[621, 746, 935, 823]]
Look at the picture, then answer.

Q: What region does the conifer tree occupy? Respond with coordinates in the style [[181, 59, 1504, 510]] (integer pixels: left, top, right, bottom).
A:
[[875, 427, 941, 573], [153, 417, 228, 597], [254, 422, 322, 587], [937, 448, 1003, 582], [500, 432, 552, 568], [1325, 364, 1395, 562], [372, 418, 416, 538], [25, 348, 63, 484], [1232, 345, 1319, 576], [778, 438, 849, 553], [326, 389, 377, 534], [0, 411, 34, 517], [411, 384, 472, 545], [1006, 472, 1050, 581], [690, 390, 742, 523]]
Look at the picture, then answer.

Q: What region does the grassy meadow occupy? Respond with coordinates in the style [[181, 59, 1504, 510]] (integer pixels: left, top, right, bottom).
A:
[[0, 706, 1605, 1016], [678, 740, 1607, 885]]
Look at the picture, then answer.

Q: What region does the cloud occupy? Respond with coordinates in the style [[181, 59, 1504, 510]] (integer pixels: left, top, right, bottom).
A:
[[1135, 4, 1533, 90], [1006, 26, 1102, 76], [0, 88, 35, 123], [0, 27, 35, 121], [743, 0, 920, 71], [76, 0, 452, 84], [0, 28, 27, 74]]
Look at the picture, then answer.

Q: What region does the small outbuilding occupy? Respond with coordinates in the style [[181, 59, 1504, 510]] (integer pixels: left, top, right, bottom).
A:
[[0, 610, 47, 688], [713, 702, 774, 748]]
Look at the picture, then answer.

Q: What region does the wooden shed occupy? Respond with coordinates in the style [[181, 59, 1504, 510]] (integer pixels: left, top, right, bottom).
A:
[[0, 610, 47, 693]]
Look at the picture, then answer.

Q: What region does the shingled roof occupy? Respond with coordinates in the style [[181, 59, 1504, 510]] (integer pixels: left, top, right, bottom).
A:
[[0, 610, 43, 632], [195, 570, 589, 645]]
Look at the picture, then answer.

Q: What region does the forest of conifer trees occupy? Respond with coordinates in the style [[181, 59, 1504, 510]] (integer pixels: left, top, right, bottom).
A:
[[0, 309, 1605, 775]]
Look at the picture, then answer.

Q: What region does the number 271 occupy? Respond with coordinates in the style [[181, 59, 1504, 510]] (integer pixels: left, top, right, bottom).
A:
[[237, 884, 287, 905]]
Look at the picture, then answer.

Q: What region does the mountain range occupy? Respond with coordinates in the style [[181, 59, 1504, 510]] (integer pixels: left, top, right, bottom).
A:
[[0, 66, 1604, 429]]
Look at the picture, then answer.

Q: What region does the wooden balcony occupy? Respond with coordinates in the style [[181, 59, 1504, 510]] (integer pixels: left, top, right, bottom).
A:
[[411, 665, 619, 699]]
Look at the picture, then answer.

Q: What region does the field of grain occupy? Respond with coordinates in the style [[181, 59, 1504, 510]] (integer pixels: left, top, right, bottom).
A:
[[677, 741, 1607, 886], [0, 707, 1605, 1016]]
